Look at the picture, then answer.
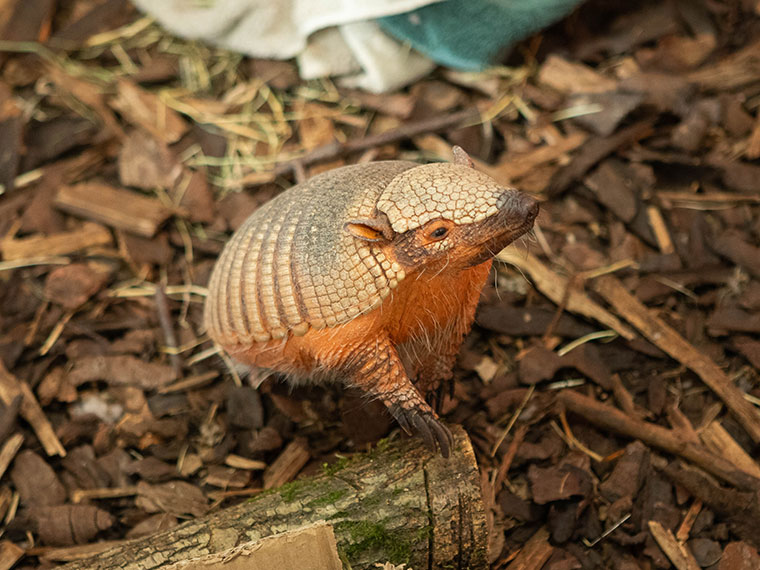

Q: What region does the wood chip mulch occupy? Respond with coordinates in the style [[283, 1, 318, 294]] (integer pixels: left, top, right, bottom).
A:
[[0, 0, 759, 568]]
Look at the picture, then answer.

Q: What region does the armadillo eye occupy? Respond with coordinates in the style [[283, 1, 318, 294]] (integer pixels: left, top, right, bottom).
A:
[[422, 219, 454, 243]]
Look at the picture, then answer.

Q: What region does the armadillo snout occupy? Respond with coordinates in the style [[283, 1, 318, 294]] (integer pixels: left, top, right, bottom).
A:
[[498, 190, 539, 224]]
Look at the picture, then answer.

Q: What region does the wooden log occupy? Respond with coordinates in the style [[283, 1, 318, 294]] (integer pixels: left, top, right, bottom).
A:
[[61, 426, 487, 570]]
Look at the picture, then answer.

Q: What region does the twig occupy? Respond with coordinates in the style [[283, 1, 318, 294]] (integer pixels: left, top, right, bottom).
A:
[[546, 120, 653, 198], [646, 205, 675, 254], [494, 424, 527, 491], [158, 371, 219, 395], [273, 107, 481, 176], [0, 433, 24, 480], [0, 221, 111, 261], [0, 395, 22, 443], [661, 461, 760, 549], [609, 373, 647, 420], [154, 285, 183, 377], [592, 274, 760, 444], [699, 421, 760, 478], [0, 362, 66, 457], [542, 276, 574, 343], [491, 385, 534, 456], [648, 520, 701, 570], [553, 412, 603, 462], [557, 389, 760, 491], [675, 500, 702, 543], [71, 486, 139, 503], [496, 249, 635, 340], [39, 310, 74, 356]]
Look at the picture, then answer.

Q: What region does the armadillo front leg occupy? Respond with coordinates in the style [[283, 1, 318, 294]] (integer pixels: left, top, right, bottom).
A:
[[347, 337, 454, 457]]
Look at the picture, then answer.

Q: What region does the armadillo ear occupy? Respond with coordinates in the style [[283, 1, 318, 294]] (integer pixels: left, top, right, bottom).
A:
[[344, 213, 395, 243], [452, 146, 475, 168]]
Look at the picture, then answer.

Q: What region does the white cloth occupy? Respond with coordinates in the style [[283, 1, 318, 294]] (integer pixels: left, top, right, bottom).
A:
[[298, 27, 362, 79], [131, 0, 439, 92], [336, 21, 435, 93]]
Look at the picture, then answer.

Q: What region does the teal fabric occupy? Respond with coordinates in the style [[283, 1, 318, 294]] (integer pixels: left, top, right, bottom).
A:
[[378, 0, 585, 70]]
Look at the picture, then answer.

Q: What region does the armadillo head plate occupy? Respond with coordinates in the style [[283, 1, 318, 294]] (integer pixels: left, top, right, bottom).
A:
[[376, 162, 507, 234], [374, 161, 538, 268]]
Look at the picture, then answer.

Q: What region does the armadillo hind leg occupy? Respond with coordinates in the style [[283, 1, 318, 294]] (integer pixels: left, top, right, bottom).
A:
[[409, 305, 482, 412], [414, 355, 456, 416], [348, 338, 454, 458], [408, 262, 488, 412], [414, 351, 456, 398]]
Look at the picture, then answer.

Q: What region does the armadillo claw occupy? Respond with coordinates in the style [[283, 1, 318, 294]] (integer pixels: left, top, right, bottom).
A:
[[424, 379, 454, 415], [394, 407, 413, 436], [389, 404, 454, 458]]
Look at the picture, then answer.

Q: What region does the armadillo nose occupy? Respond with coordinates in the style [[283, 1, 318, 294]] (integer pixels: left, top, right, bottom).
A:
[[501, 190, 539, 222], [523, 194, 539, 222]]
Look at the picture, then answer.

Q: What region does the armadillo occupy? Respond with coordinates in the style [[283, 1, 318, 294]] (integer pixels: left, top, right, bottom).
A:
[[205, 147, 538, 456]]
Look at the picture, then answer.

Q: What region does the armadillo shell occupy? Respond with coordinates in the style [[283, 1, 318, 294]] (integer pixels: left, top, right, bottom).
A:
[[205, 161, 413, 347]]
